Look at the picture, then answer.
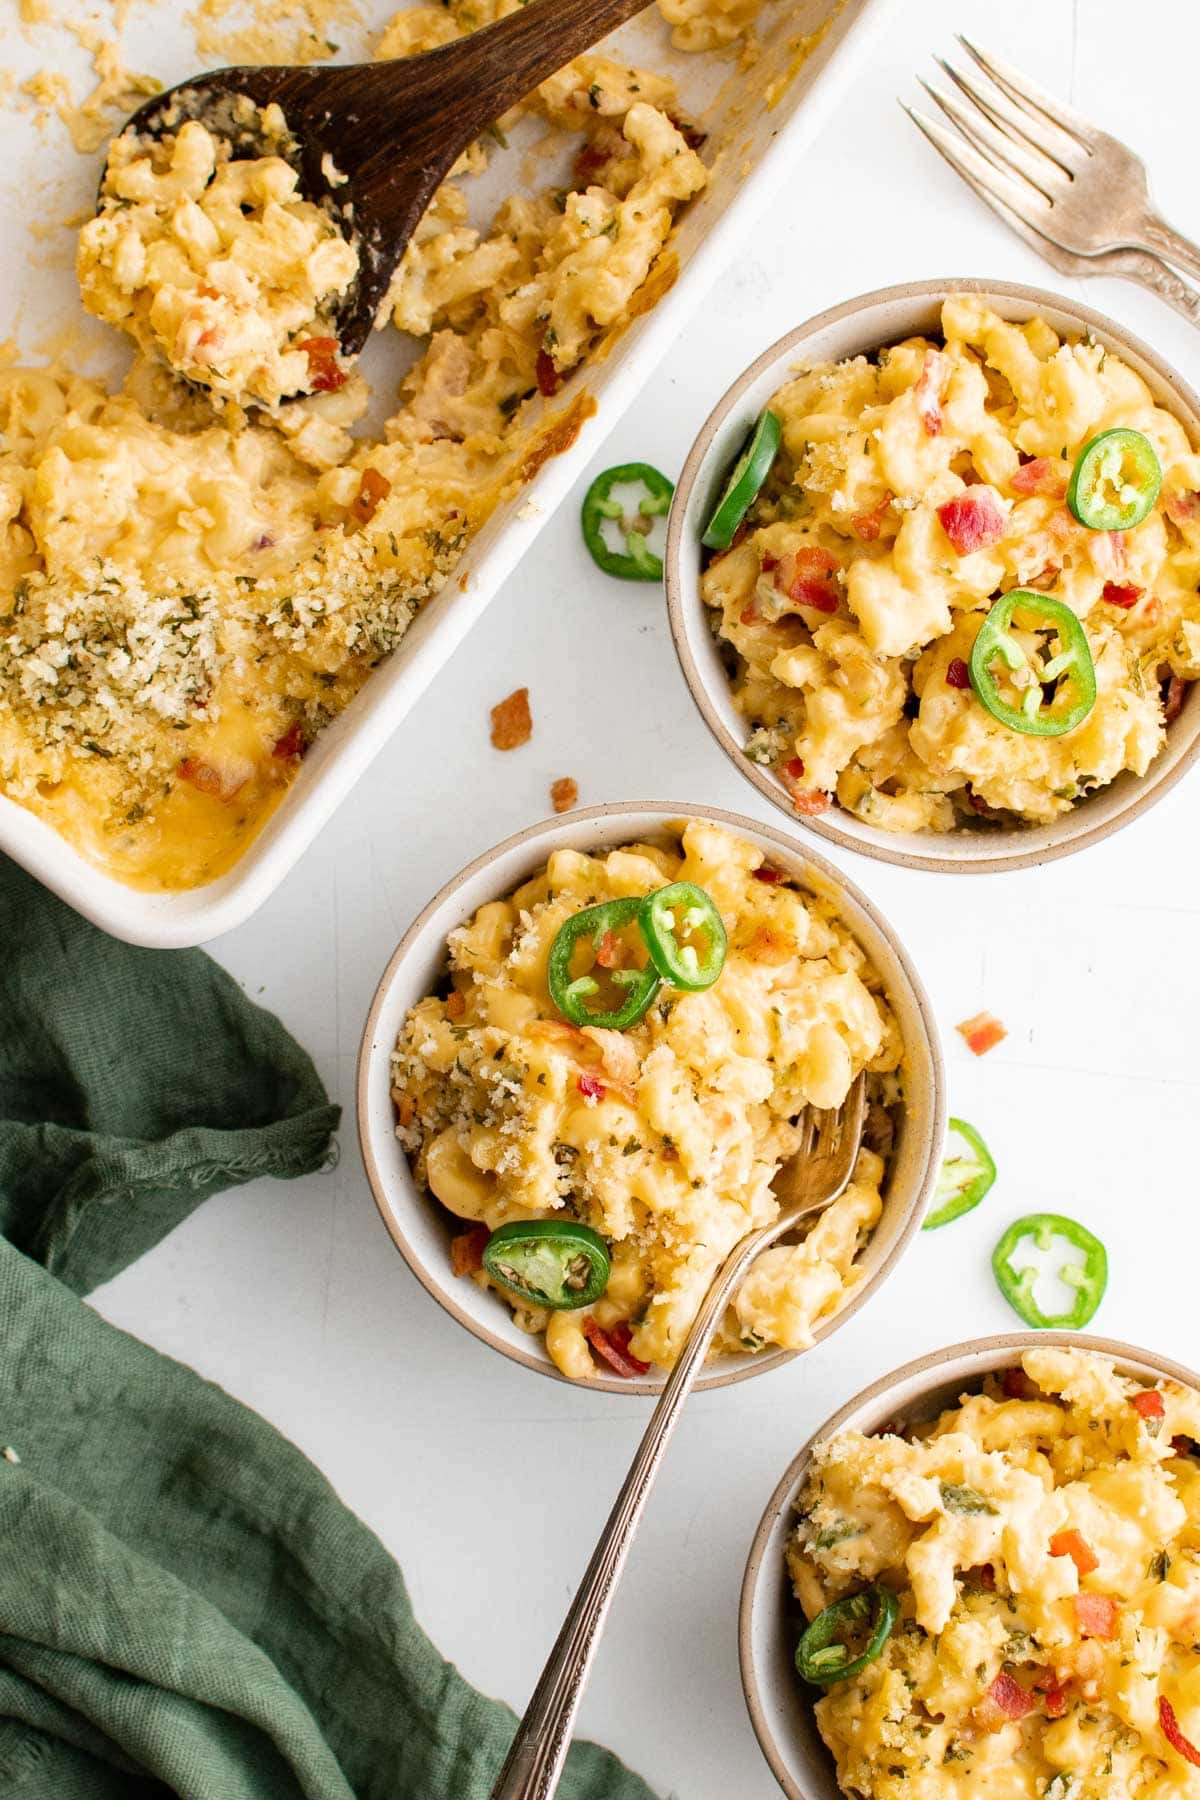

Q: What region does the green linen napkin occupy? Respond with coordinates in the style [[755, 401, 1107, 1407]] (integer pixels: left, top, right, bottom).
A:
[[0, 860, 658, 1800]]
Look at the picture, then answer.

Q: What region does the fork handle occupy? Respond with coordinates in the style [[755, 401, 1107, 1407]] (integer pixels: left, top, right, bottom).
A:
[[1119, 249, 1200, 330], [1138, 216, 1200, 289], [488, 1222, 771, 1800]]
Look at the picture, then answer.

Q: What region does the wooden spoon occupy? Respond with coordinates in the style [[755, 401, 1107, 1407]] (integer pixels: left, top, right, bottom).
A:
[[101, 0, 656, 376]]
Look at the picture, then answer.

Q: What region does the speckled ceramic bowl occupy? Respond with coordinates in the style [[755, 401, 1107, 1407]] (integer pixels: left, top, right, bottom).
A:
[[357, 801, 945, 1395], [665, 278, 1200, 873], [739, 1332, 1200, 1799]]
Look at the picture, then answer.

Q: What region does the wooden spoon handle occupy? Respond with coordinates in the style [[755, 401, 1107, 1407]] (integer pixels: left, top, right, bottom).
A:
[[440, 0, 656, 134]]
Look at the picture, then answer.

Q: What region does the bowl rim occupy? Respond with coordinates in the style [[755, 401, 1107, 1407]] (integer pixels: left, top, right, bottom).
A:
[[664, 276, 1200, 875], [355, 799, 946, 1396], [738, 1329, 1200, 1800]]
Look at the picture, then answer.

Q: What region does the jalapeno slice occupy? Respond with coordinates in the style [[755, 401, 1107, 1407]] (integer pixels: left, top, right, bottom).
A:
[[796, 1585, 899, 1686], [969, 590, 1096, 737], [547, 897, 660, 1030], [701, 409, 782, 550], [581, 462, 675, 581], [482, 1219, 611, 1309], [992, 1212, 1108, 1330], [639, 883, 727, 991], [1067, 428, 1162, 532], [923, 1117, 996, 1231]]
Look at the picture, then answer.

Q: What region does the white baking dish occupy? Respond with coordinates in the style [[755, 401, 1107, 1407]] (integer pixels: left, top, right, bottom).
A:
[[0, 0, 888, 944]]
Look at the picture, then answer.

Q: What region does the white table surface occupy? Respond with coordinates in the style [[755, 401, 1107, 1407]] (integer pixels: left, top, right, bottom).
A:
[[85, 1, 1200, 1793]]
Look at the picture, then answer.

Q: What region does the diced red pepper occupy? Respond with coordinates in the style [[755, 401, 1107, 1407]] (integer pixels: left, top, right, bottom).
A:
[[297, 335, 347, 392], [946, 657, 971, 689], [1095, 530, 1128, 578], [792, 790, 833, 815], [1010, 457, 1069, 498], [753, 865, 784, 883], [536, 349, 562, 396], [583, 1318, 649, 1378], [450, 1224, 489, 1277], [576, 1073, 607, 1102], [1032, 1667, 1073, 1718], [850, 496, 891, 541], [915, 349, 950, 436], [1166, 490, 1200, 527], [1049, 1529, 1099, 1577], [1003, 1366, 1038, 1400], [1074, 1593, 1118, 1639], [1165, 676, 1187, 724], [1100, 581, 1141, 609], [976, 1670, 1036, 1729], [351, 466, 392, 525], [772, 545, 840, 613], [956, 1012, 1007, 1057], [937, 488, 1007, 555], [1132, 1389, 1166, 1421], [1042, 1677, 1071, 1719], [594, 929, 625, 970], [1161, 1696, 1200, 1768], [779, 757, 832, 815], [272, 721, 307, 761]]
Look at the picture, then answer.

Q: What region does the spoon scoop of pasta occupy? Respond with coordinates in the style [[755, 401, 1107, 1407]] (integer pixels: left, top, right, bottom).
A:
[[93, 0, 653, 401]]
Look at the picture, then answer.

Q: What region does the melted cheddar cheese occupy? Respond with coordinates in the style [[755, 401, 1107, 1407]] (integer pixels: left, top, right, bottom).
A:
[[390, 819, 903, 1382], [790, 1347, 1200, 1797], [704, 296, 1200, 833], [0, 0, 731, 889]]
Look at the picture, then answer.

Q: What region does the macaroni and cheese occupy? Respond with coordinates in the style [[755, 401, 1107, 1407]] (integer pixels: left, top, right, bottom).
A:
[[703, 297, 1200, 833], [789, 1346, 1200, 1796], [79, 104, 360, 409], [0, 0, 732, 889], [390, 819, 903, 1382]]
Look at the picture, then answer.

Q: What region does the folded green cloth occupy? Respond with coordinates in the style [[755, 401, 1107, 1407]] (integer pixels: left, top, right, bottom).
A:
[[0, 860, 657, 1800]]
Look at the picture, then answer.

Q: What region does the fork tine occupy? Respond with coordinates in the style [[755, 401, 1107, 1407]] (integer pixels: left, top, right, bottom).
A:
[[813, 1072, 867, 1153], [903, 104, 1086, 277], [958, 38, 1098, 156], [946, 49, 1086, 176], [840, 1070, 867, 1149], [919, 76, 1058, 204], [932, 59, 1074, 186], [903, 105, 1054, 231]]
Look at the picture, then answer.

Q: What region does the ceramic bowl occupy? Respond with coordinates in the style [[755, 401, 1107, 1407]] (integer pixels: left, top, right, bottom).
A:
[[739, 1331, 1200, 1798], [665, 278, 1200, 873], [357, 801, 945, 1394]]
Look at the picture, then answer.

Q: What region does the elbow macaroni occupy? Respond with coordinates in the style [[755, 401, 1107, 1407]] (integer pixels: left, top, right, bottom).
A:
[[390, 820, 903, 1382], [704, 297, 1200, 834], [789, 1347, 1200, 1797], [0, 0, 734, 890], [78, 106, 360, 410]]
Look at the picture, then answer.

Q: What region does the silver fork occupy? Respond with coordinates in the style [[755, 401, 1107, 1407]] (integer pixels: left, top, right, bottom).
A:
[[490, 1073, 868, 1800], [905, 40, 1200, 329]]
